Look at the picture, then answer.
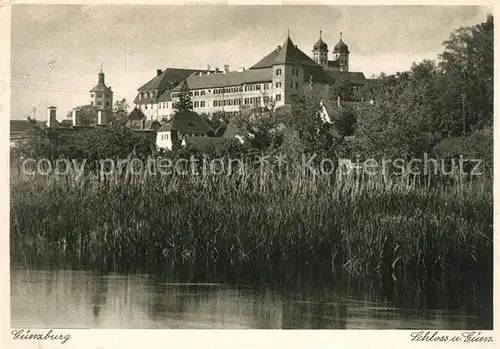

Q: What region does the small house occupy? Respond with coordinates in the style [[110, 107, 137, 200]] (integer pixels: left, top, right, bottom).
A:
[[156, 111, 214, 150]]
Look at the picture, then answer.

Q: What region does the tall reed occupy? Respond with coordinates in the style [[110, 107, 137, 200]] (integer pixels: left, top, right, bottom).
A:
[[10, 163, 492, 278]]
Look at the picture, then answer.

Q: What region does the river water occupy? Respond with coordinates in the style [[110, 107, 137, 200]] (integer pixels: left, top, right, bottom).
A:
[[10, 262, 492, 329]]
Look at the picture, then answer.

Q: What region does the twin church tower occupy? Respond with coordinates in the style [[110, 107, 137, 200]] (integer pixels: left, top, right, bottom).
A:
[[312, 31, 350, 72]]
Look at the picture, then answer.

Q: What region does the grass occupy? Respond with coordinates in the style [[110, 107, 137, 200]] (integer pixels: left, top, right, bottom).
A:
[[10, 162, 493, 279]]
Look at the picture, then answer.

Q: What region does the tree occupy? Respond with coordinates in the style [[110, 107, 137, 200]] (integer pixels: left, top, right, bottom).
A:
[[173, 80, 193, 112], [111, 99, 130, 126], [66, 105, 98, 126], [332, 107, 357, 137], [286, 94, 338, 159], [437, 14, 493, 136], [329, 76, 354, 102], [352, 62, 442, 160]]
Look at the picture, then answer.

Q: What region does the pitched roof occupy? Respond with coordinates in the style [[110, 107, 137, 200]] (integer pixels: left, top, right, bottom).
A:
[[128, 107, 146, 121], [223, 121, 245, 139], [327, 71, 367, 85], [328, 59, 340, 68], [170, 68, 273, 91], [138, 68, 206, 92], [60, 119, 73, 127], [157, 111, 214, 135], [10, 120, 35, 133], [158, 90, 171, 102], [250, 36, 320, 69], [126, 119, 161, 130], [90, 84, 112, 93], [303, 66, 336, 85]]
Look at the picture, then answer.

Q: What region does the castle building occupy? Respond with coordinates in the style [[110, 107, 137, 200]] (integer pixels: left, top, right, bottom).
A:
[[134, 32, 366, 120]]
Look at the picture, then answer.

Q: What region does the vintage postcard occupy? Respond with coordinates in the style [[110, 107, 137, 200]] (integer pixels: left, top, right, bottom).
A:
[[1, 1, 497, 348]]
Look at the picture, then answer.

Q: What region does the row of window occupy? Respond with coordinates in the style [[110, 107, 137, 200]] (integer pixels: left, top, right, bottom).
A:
[[139, 91, 156, 99], [159, 133, 170, 141], [90, 101, 110, 107], [212, 97, 267, 107], [275, 68, 300, 76], [90, 93, 111, 99], [193, 101, 206, 108], [189, 90, 206, 96]]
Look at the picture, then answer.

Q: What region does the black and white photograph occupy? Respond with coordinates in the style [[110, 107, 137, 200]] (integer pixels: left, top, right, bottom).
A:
[[4, 2, 496, 345]]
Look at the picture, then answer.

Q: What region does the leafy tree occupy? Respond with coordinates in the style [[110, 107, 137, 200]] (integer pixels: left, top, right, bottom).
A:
[[332, 107, 357, 137], [234, 110, 283, 153], [173, 80, 193, 112], [286, 94, 338, 159], [329, 76, 354, 102], [84, 125, 156, 163], [66, 105, 98, 126], [111, 98, 130, 126], [437, 14, 493, 136], [352, 62, 442, 160]]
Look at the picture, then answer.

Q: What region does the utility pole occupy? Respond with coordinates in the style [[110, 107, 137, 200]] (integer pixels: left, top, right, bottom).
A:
[[32, 107, 36, 120]]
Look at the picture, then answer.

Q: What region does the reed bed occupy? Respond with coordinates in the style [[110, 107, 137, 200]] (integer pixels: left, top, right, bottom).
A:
[[10, 164, 492, 278]]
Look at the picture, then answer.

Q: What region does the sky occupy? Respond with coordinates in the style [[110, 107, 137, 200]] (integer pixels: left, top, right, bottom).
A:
[[10, 5, 492, 120]]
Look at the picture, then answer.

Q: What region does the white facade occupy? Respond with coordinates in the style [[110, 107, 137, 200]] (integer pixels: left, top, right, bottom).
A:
[[156, 130, 173, 150], [138, 101, 175, 121]]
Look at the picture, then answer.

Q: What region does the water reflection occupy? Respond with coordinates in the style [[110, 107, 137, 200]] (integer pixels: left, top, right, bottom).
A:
[[10, 266, 491, 329]]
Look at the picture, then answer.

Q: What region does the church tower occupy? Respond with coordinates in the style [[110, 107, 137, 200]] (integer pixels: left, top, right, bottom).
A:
[[333, 32, 349, 72], [312, 30, 328, 67], [89, 68, 113, 111]]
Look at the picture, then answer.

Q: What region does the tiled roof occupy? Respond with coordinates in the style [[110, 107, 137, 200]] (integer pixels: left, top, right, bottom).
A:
[[328, 59, 340, 68], [250, 36, 320, 69], [157, 111, 214, 135], [135, 68, 209, 104], [126, 119, 161, 131], [128, 107, 146, 121], [60, 119, 73, 127], [138, 68, 206, 91], [10, 120, 35, 133], [327, 71, 367, 85], [158, 90, 171, 102], [90, 82, 112, 93], [304, 66, 336, 85], [170, 68, 273, 91], [223, 121, 245, 139]]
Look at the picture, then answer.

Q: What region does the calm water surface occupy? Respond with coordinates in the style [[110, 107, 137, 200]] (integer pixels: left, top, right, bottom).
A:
[[10, 263, 492, 329]]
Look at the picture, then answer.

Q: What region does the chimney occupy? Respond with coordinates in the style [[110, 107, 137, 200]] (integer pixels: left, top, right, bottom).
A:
[[224, 64, 229, 73], [276, 45, 281, 52], [46, 106, 57, 128], [207, 64, 211, 71], [157, 69, 162, 76], [72, 108, 81, 127], [97, 109, 107, 125]]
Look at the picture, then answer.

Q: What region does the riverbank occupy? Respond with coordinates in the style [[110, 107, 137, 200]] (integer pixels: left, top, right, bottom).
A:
[[10, 164, 493, 280]]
